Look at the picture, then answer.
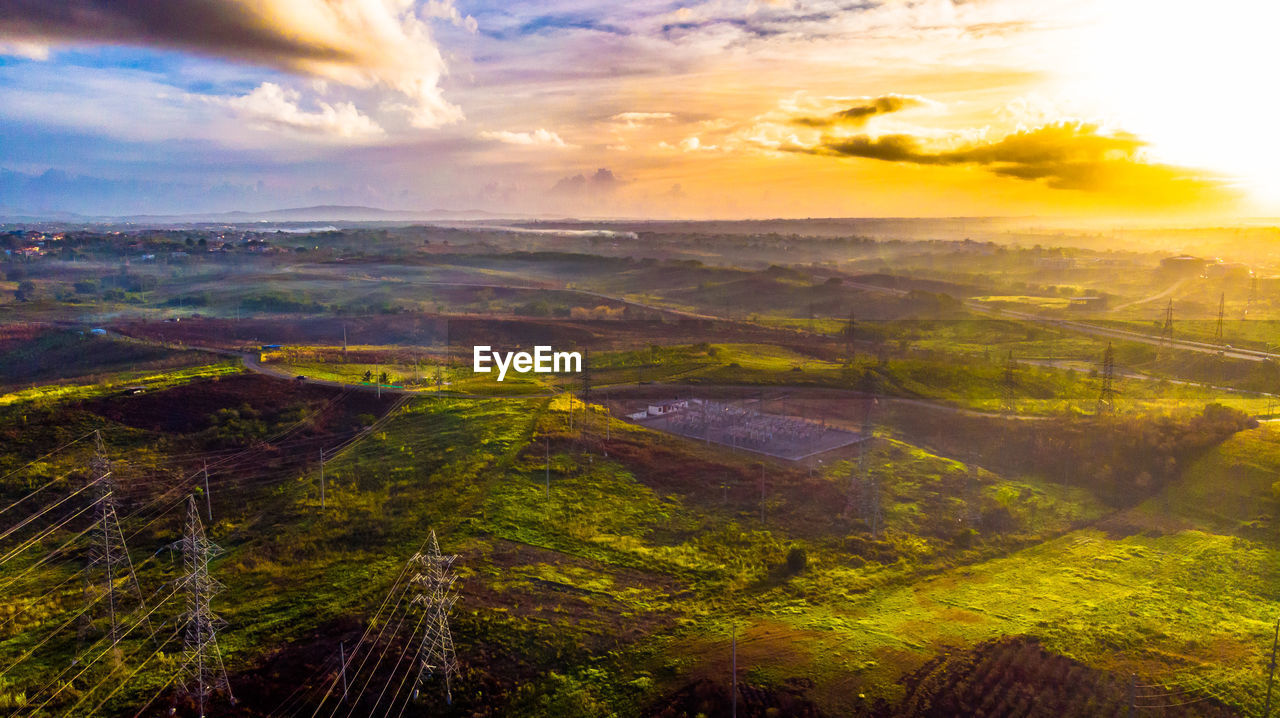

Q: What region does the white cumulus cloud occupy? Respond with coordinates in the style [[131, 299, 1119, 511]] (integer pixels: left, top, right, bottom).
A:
[[225, 82, 385, 141], [479, 128, 570, 147]]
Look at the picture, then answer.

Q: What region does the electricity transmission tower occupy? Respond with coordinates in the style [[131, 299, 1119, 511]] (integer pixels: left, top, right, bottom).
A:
[[1001, 351, 1017, 413], [176, 495, 234, 717], [1096, 342, 1116, 414], [843, 312, 857, 364], [1213, 292, 1226, 348], [1160, 299, 1174, 346], [86, 431, 149, 647], [409, 530, 459, 705], [846, 403, 881, 537], [1247, 275, 1259, 318]]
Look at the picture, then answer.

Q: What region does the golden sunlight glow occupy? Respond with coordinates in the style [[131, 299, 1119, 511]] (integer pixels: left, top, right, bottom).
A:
[[1072, 0, 1280, 207]]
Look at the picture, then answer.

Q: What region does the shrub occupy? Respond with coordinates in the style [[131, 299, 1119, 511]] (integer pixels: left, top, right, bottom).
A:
[[785, 545, 807, 573]]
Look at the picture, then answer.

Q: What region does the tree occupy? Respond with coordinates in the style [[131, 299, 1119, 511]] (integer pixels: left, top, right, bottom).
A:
[[378, 371, 390, 385], [15, 280, 36, 302], [362, 370, 373, 383], [785, 546, 808, 574]]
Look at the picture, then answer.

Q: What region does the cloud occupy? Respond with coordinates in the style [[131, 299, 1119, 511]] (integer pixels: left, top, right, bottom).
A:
[[0, 0, 468, 129], [610, 111, 676, 127], [791, 94, 928, 128], [423, 0, 478, 33], [508, 14, 631, 37], [550, 167, 622, 196], [479, 128, 569, 147], [788, 121, 1223, 198], [676, 136, 719, 152], [224, 82, 384, 140], [0, 38, 47, 59]]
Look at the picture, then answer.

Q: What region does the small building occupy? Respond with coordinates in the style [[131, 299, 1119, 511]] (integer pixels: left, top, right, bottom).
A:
[[1159, 255, 1206, 275], [647, 400, 688, 416], [1068, 296, 1108, 310], [1204, 262, 1252, 279]]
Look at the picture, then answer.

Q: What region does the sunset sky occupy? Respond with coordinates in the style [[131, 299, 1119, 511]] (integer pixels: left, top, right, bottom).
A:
[[0, 0, 1272, 218]]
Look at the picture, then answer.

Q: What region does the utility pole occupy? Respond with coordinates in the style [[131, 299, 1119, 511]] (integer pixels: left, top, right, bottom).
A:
[[200, 460, 214, 523], [339, 642, 349, 703], [342, 323, 348, 357], [319, 448, 325, 510], [731, 626, 737, 718], [759, 464, 766, 526], [1096, 342, 1116, 415], [1247, 275, 1260, 319], [581, 349, 591, 446], [176, 495, 234, 717], [545, 436, 550, 498], [409, 530, 460, 705], [1126, 673, 1135, 717], [1265, 618, 1279, 717]]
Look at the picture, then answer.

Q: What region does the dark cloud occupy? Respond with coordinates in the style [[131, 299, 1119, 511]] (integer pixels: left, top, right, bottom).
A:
[[550, 167, 622, 196], [790, 122, 1222, 196], [0, 0, 464, 128], [792, 95, 925, 128], [0, 1, 354, 67]]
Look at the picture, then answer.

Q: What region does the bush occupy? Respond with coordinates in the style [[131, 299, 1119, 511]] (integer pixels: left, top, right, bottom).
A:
[[14, 280, 36, 302], [785, 545, 807, 573]]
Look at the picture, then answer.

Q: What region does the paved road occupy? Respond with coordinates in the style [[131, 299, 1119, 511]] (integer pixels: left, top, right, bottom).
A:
[[1108, 278, 1188, 313], [808, 276, 1277, 363], [972, 305, 1275, 362]]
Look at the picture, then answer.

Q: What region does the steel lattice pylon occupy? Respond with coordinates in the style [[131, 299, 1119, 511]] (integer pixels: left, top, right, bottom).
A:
[[176, 495, 233, 717], [409, 530, 459, 705], [86, 431, 149, 647], [1096, 342, 1116, 414], [1001, 350, 1017, 413], [845, 402, 881, 537]]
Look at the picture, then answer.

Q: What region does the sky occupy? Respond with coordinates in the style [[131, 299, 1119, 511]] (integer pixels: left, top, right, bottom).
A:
[[0, 0, 1274, 219]]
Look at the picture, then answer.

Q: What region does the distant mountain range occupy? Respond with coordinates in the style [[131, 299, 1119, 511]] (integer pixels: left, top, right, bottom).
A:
[[0, 204, 521, 224]]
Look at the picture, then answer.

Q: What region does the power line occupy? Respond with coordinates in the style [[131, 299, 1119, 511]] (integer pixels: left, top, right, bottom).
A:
[[1096, 342, 1116, 414], [86, 432, 151, 647], [308, 542, 422, 718], [0, 430, 97, 515], [0, 472, 105, 544], [26, 582, 182, 715], [175, 495, 235, 717], [407, 530, 459, 705]]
